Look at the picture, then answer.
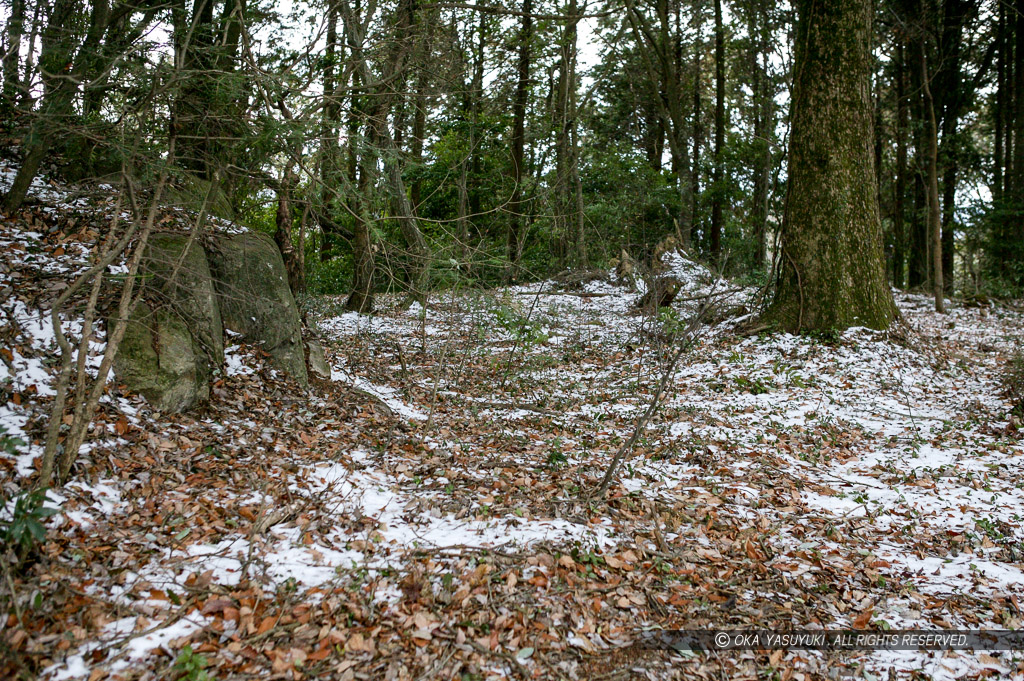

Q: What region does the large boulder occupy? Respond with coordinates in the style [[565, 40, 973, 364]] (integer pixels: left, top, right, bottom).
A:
[[113, 302, 210, 412], [112, 233, 221, 412], [143, 233, 224, 366], [207, 232, 308, 386]]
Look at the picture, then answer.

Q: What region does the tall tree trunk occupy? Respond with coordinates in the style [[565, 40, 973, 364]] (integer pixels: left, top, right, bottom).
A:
[[319, 1, 340, 262], [342, 0, 374, 312], [554, 23, 571, 268], [995, 1, 1005, 203], [347, 123, 375, 313], [750, 2, 770, 270], [342, 0, 429, 307], [894, 40, 907, 288], [1014, 0, 1024, 204], [921, 46, 945, 313], [3, 0, 113, 211], [769, 0, 896, 332], [2, 0, 25, 113], [624, 0, 693, 246], [553, 0, 583, 268], [908, 45, 927, 289], [566, 0, 585, 267], [1007, 7, 1016, 193], [937, 0, 969, 295], [710, 0, 724, 261], [18, 0, 41, 110], [690, 0, 702, 249], [173, 0, 218, 178], [507, 0, 533, 279]]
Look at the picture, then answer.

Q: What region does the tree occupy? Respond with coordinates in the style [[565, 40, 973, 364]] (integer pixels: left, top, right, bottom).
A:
[[506, 0, 533, 279], [710, 0, 724, 261], [769, 0, 896, 332]]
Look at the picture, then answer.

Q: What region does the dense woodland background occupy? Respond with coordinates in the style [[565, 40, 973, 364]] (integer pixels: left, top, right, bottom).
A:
[[0, 0, 1015, 308]]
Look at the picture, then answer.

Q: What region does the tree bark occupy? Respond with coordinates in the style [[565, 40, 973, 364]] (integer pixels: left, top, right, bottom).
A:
[[691, 0, 702, 249], [2, 0, 24, 112], [275, 168, 304, 295], [3, 0, 113, 211], [894, 40, 907, 288], [921, 47, 945, 313], [995, 1, 1005, 203], [319, 0, 340, 262], [749, 2, 770, 270], [507, 0, 533, 279], [769, 0, 896, 332], [710, 0, 724, 261], [908, 41, 927, 289]]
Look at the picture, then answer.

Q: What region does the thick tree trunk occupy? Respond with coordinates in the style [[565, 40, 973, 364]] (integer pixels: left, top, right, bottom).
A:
[[507, 0, 533, 279], [710, 0, 724, 261], [2, 0, 25, 112], [750, 4, 770, 270], [3, 0, 112, 211], [769, 0, 896, 332]]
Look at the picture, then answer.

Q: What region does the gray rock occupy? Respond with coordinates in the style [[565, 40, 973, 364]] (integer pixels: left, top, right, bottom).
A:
[[142, 233, 224, 366], [207, 232, 308, 386], [111, 232, 221, 412], [113, 302, 210, 412], [306, 339, 331, 380]]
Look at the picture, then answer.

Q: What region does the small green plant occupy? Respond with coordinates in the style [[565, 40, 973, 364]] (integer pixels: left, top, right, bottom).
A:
[[546, 437, 568, 469], [172, 645, 212, 681], [1, 429, 60, 565], [734, 375, 771, 395], [493, 304, 548, 348], [1, 488, 59, 556]]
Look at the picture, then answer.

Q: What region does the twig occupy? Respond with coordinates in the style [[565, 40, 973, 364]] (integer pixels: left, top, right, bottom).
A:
[[589, 309, 709, 499], [648, 501, 670, 554]]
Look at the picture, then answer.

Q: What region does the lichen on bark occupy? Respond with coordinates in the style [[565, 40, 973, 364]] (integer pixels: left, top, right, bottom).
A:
[[768, 0, 897, 333]]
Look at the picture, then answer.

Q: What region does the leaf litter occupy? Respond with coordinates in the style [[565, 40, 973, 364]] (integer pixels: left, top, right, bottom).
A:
[[1, 165, 1024, 680]]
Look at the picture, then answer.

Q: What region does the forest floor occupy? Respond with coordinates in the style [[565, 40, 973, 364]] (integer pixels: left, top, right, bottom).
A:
[[3, 165, 1024, 681]]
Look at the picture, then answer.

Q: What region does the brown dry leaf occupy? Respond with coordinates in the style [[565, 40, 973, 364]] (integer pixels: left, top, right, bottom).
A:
[[851, 607, 874, 629], [257, 616, 277, 635]]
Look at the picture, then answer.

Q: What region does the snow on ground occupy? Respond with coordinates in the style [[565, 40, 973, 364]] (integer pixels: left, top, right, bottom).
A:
[[3, 167, 1024, 679]]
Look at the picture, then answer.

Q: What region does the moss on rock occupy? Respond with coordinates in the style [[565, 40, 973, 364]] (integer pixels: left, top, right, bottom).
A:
[[207, 232, 308, 387]]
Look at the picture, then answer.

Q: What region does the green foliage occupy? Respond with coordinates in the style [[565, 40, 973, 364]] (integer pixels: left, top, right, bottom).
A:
[[0, 488, 58, 551], [172, 645, 212, 681], [657, 306, 688, 338], [305, 257, 354, 296], [492, 303, 548, 348], [579, 143, 679, 264], [983, 200, 1024, 297], [0, 430, 59, 567]]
